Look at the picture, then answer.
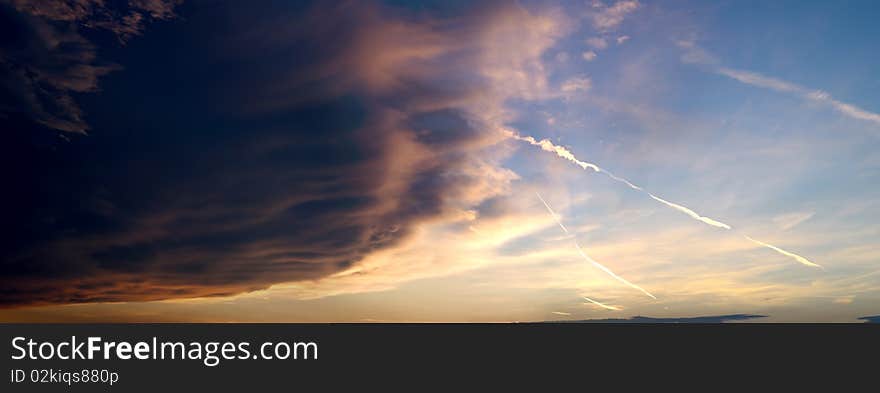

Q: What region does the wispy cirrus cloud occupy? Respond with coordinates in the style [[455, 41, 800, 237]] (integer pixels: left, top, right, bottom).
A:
[[579, 2, 638, 63], [561, 76, 592, 95], [773, 211, 815, 231]]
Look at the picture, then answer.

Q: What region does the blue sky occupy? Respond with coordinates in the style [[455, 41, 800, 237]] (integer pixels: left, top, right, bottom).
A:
[[1, 0, 878, 322]]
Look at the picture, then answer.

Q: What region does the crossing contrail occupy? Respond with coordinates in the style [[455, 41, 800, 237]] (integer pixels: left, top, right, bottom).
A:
[[515, 131, 821, 269], [536, 192, 569, 233], [536, 193, 657, 299], [573, 242, 657, 299], [583, 296, 622, 311]]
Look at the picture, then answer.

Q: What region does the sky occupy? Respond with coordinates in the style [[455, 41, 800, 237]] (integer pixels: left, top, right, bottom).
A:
[[1, 0, 879, 322]]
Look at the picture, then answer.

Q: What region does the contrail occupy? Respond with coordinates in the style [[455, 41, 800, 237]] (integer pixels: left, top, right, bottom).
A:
[[536, 192, 568, 233], [573, 242, 657, 299], [716, 67, 880, 126], [512, 130, 729, 229], [645, 194, 731, 229], [536, 193, 656, 299], [744, 235, 823, 269], [514, 130, 821, 269], [591, 166, 731, 230], [552, 311, 572, 316], [510, 132, 600, 172], [583, 296, 622, 311], [599, 171, 732, 229], [676, 40, 880, 127]]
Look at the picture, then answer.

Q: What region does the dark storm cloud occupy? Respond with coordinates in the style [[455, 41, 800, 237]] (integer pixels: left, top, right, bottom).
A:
[[1, 1, 528, 306], [9, 0, 182, 40], [0, 0, 181, 133]]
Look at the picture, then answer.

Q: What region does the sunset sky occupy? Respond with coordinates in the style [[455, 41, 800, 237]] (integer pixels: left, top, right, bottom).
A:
[[1, 0, 879, 322]]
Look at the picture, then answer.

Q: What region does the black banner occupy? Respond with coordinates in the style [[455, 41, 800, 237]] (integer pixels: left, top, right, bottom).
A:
[[1, 324, 876, 391]]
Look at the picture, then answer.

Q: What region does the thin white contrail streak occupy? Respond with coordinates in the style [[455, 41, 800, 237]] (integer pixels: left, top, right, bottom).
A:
[[583, 296, 622, 311], [536, 192, 568, 233], [514, 130, 821, 268], [573, 242, 657, 299], [552, 311, 572, 316], [593, 167, 729, 229], [743, 235, 823, 269], [536, 193, 657, 299], [646, 194, 731, 229], [716, 68, 880, 126], [677, 40, 880, 127]]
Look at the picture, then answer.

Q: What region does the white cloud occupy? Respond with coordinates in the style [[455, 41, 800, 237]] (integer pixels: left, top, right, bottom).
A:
[[561, 76, 592, 94], [616, 35, 630, 44], [590, 1, 640, 31], [586, 37, 608, 49], [582, 51, 598, 61], [675, 39, 718, 65]]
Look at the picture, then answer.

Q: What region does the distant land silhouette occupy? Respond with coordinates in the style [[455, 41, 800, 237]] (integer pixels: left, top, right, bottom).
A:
[[538, 314, 768, 323], [857, 315, 880, 323]]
